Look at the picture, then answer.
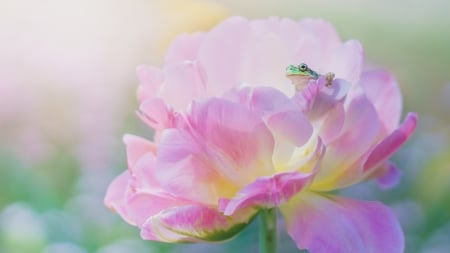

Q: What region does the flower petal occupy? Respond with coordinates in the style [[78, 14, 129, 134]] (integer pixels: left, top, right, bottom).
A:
[[327, 40, 364, 85], [292, 19, 342, 72], [123, 134, 156, 168], [312, 90, 380, 189], [267, 110, 313, 147], [198, 17, 251, 96], [141, 205, 257, 242], [138, 98, 175, 130], [156, 128, 239, 205], [281, 192, 404, 253], [363, 112, 418, 171], [219, 171, 313, 215], [137, 65, 164, 102], [188, 98, 275, 183], [224, 86, 293, 117], [159, 61, 206, 110], [164, 32, 206, 64], [376, 162, 402, 189], [124, 190, 190, 227], [104, 171, 131, 223], [360, 70, 402, 133]]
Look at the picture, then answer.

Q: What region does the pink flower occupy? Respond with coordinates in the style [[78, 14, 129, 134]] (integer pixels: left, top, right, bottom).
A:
[[105, 17, 417, 252]]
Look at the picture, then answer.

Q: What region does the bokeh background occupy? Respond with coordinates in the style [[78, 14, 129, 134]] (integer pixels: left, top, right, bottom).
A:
[[1, 0, 449, 252]]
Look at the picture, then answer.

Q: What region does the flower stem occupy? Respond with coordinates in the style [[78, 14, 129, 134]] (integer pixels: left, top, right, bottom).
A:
[[259, 208, 277, 253]]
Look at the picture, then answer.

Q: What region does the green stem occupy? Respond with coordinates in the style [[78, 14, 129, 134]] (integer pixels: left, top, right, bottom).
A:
[[259, 208, 277, 253]]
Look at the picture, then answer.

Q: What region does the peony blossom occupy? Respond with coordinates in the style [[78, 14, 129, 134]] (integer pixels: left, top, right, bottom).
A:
[[105, 17, 417, 252]]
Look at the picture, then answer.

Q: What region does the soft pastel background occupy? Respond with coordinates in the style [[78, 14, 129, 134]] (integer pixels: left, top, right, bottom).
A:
[[1, 0, 449, 252]]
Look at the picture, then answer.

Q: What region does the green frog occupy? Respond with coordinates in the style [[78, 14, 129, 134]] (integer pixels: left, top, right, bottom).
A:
[[285, 63, 335, 91]]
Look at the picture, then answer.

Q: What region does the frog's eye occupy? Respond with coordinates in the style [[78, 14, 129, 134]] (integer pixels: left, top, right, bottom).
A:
[[298, 63, 308, 71]]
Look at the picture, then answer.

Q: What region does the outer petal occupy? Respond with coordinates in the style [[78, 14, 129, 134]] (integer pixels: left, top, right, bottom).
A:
[[158, 60, 206, 110], [375, 162, 402, 189], [292, 19, 342, 72], [363, 112, 418, 171], [327, 40, 364, 85], [198, 17, 251, 96], [164, 32, 206, 64], [223, 86, 294, 118], [219, 171, 313, 215], [141, 205, 257, 242], [104, 171, 131, 223], [359, 70, 402, 133], [123, 134, 156, 168], [137, 65, 164, 102], [138, 98, 175, 130], [312, 90, 380, 189], [281, 192, 404, 253]]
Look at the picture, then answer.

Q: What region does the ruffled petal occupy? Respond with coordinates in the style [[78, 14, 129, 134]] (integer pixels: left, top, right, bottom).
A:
[[141, 205, 257, 242], [219, 171, 313, 215], [156, 98, 276, 204], [156, 128, 239, 205], [187, 98, 275, 183], [281, 192, 404, 253]]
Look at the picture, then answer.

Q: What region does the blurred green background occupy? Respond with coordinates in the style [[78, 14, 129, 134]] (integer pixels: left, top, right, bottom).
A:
[[1, 0, 449, 252]]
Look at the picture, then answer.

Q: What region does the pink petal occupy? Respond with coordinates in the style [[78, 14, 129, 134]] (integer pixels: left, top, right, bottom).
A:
[[315, 90, 380, 187], [292, 19, 342, 71], [141, 204, 257, 242], [156, 128, 236, 205], [138, 98, 175, 130], [156, 98, 276, 204], [359, 70, 402, 133], [106, 155, 194, 227], [309, 78, 350, 118], [363, 112, 418, 171], [104, 171, 131, 224], [136, 65, 164, 102], [159, 61, 206, 110], [123, 134, 156, 168], [317, 103, 345, 145], [124, 191, 190, 227], [164, 32, 206, 64], [198, 17, 251, 96], [187, 98, 275, 183], [376, 162, 402, 189], [267, 110, 313, 147], [327, 40, 364, 85], [219, 171, 313, 215], [224, 86, 293, 117], [281, 192, 404, 253]]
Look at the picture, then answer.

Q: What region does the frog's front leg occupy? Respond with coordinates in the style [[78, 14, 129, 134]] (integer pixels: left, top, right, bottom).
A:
[[324, 72, 335, 87]]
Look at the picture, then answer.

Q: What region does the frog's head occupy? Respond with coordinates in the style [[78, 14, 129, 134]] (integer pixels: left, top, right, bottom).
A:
[[285, 63, 319, 79]]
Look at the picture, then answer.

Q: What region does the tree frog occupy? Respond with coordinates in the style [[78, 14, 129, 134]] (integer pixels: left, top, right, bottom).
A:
[[285, 63, 335, 91]]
